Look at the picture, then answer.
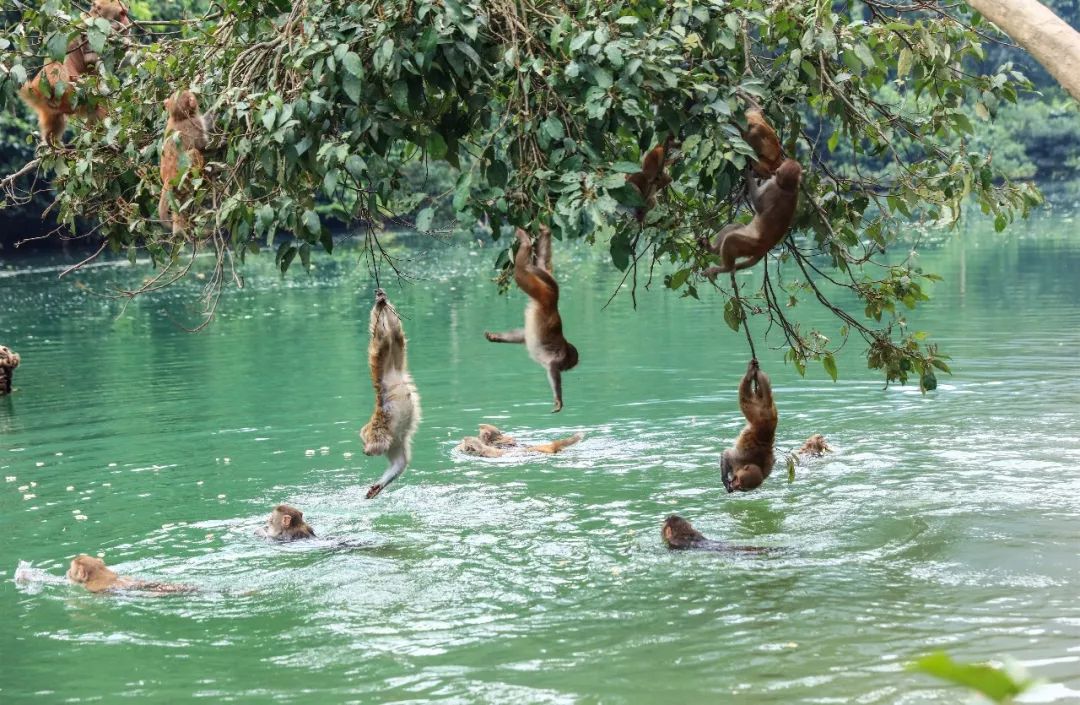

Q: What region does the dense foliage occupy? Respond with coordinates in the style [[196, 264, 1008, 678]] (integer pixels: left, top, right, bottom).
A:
[[0, 0, 1056, 384]]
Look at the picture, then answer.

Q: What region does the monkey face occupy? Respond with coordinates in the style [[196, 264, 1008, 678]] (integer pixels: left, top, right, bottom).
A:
[[561, 344, 579, 371], [93, 0, 131, 27], [0, 346, 18, 368], [732, 465, 764, 492], [661, 515, 704, 548], [67, 555, 106, 583]]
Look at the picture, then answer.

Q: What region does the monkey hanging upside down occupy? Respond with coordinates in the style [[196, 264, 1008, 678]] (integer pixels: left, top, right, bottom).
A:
[[359, 288, 421, 499], [67, 555, 194, 594], [455, 423, 584, 458], [721, 359, 778, 493]]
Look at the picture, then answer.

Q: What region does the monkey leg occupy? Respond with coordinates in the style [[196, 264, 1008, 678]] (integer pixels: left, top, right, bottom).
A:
[[484, 329, 525, 344], [367, 444, 409, 499], [720, 450, 735, 493]]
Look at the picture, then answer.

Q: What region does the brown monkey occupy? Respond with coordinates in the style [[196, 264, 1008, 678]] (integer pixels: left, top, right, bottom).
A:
[[258, 504, 316, 541], [67, 554, 193, 594], [721, 359, 778, 493], [360, 288, 421, 499], [742, 109, 784, 178], [798, 433, 831, 457], [19, 0, 131, 144], [701, 158, 802, 277], [485, 226, 578, 412], [159, 90, 210, 234], [457, 424, 584, 457], [625, 136, 674, 221], [0, 345, 20, 396], [661, 515, 766, 553]]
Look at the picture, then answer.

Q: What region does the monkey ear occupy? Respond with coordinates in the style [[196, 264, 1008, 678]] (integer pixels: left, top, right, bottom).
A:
[[281, 514, 292, 527]]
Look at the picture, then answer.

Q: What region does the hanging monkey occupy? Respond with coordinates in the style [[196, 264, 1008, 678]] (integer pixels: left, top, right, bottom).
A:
[[19, 0, 131, 144], [625, 136, 675, 221], [700, 158, 803, 276], [360, 289, 421, 499], [158, 90, 210, 234], [484, 226, 578, 413], [721, 359, 778, 493]]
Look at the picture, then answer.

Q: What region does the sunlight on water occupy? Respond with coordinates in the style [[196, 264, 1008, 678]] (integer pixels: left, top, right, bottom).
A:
[[1, 213, 1079, 703]]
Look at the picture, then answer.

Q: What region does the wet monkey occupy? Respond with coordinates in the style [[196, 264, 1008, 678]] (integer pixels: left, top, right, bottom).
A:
[[700, 158, 802, 276], [721, 359, 778, 493], [798, 433, 831, 457], [19, 0, 131, 144], [259, 504, 316, 541], [159, 90, 210, 234], [485, 226, 579, 412], [360, 289, 421, 498], [67, 555, 193, 593], [457, 424, 585, 457], [625, 136, 675, 221], [661, 516, 768, 553]]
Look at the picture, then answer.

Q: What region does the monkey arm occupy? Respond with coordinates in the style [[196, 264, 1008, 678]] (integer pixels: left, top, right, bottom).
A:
[[536, 225, 553, 273], [547, 365, 564, 413], [484, 328, 525, 344]]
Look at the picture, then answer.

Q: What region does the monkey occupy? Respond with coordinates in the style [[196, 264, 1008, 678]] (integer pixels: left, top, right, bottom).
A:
[[0, 345, 20, 396], [700, 158, 803, 277], [67, 555, 194, 594], [456, 424, 584, 457], [721, 359, 778, 493], [661, 515, 767, 553], [798, 433, 831, 457], [158, 90, 210, 234], [742, 109, 784, 178], [19, 0, 131, 145], [257, 504, 316, 541], [485, 226, 579, 413], [625, 136, 675, 221], [359, 288, 421, 499]]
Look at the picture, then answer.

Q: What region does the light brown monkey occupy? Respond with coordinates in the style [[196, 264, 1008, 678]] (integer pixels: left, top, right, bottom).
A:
[[159, 90, 210, 234], [798, 433, 831, 457], [258, 504, 316, 541], [19, 0, 131, 144], [457, 424, 584, 457], [0, 345, 20, 396], [701, 158, 802, 277], [721, 359, 778, 493], [625, 136, 674, 221], [742, 109, 784, 178], [661, 515, 767, 553], [485, 226, 579, 412], [359, 288, 421, 499], [67, 554, 193, 594]]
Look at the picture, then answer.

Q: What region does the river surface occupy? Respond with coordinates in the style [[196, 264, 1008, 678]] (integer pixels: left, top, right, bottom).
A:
[[1, 203, 1079, 704]]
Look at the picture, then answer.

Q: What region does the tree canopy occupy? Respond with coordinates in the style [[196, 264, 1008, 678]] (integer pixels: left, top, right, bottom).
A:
[[0, 0, 1045, 385]]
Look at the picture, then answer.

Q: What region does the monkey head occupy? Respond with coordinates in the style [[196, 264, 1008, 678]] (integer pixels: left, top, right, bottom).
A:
[[90, 0, 131, 28], [262, 504, 314, 540], [774, 159, 802, 191], [478, 424, 515, 447], [560, 343, 579, 371], [0, 346, 19, 370], [662, 515, 705, 549], [731, 464, 765, 492], [800, 434, 830, 456], [457, 437, 503, 458], [67, 554, 119, 592], [374, 287, 387, 305], [165, 90, 199, 120]]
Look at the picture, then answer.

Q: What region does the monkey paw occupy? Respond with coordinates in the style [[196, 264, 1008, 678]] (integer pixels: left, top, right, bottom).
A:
[[365, 483, 383, 499], [551, 400, 563, 413], [483, 331, 497, 342]]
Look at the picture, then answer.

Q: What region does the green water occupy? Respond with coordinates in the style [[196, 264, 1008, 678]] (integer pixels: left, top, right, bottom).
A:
[[2, 206, 1079, 704]]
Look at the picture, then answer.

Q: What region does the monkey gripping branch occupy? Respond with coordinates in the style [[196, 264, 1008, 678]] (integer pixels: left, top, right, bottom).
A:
[[0, 0, 1041, 386]]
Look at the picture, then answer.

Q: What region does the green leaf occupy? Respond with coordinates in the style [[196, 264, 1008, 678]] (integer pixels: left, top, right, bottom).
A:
[[342, 74, 362, 104], [853, 42, 875, 69], [320, 230, 334, 254], [897, 48, 913, 79], [910, 652, 1029, 703], [343, 51, 363, 77], [920, 368, 938, 391], [427, 132, 448, 159], [486, 159, 508, 187], [823, 354, 838, 382], [415, 207, 434, 232], [46, 32, 69, 62], [542, 116, 565, 142], [279, 246, 298, 275], [723, 299, 743, 332], [302, 209, 320, 235], [299, 242, 311, 271], [667, 268, 690, 290], [609, 231, 632, 271]]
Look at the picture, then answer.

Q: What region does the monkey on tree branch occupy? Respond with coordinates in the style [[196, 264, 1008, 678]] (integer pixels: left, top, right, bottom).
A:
[[0, 0, 1041, 386]]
